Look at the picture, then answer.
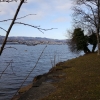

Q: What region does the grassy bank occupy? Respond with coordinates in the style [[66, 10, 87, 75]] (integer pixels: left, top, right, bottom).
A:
[[41, 53, 100, 100]]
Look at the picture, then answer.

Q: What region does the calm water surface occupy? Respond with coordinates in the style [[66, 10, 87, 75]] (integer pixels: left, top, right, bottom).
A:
[[0, 44, 84, 100]]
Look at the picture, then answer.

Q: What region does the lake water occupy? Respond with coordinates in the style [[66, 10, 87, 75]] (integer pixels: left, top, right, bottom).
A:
[[0, 44, 84, 100]]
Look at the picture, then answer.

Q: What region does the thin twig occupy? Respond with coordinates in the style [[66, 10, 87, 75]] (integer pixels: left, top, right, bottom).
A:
[[54, 54, 56, 67], [0, 59, 13, 79], [0, 14, 36, 22], [16, 14, 36, 20], [14, 22, 57, 33], [0, 27, 7, 32], [0, 0, 27, 3], [10, 63, 16, 76], [0, 0, 17, 2], [12, 45, 47, 98]]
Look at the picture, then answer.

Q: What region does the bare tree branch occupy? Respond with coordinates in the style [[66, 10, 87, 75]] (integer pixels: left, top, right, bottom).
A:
[[10, 62, 16, 76], [0, 27, 7, 32], [14, 22, 57, 33], [16, 14, 36, 20], [73, 7, 94, 22], [0, 14, 36, 22], [84, 2, 97, 27], [0, 0, 27, 3], [0, 59, 13, 79], [0, 0, 18, 2], [73, 6, 97, 30]]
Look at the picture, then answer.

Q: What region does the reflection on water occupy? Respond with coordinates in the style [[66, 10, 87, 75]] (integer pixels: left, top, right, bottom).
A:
[[0, 44, 84, 100]]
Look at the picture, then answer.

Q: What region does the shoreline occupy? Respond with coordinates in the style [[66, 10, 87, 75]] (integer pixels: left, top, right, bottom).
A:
[[11, 53, 100, 100], [12, 61, 68, 100]]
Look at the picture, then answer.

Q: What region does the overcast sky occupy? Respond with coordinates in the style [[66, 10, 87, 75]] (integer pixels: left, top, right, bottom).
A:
[[0, 0, 73, 39]]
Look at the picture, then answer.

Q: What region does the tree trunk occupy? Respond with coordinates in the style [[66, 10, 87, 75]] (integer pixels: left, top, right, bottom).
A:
[[92, 44, 97, 52], [97, 0, 100, 55], [97, 37, 100, 55], [84, 46, 91, 54]]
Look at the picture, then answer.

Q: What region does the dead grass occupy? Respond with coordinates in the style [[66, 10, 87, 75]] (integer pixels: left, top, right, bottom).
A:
[[18, 83, 33, 94], [41, 53, 100, 100]]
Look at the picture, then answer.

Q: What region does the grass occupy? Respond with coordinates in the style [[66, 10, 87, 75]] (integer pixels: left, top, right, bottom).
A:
[[41, 53, 100, 100]]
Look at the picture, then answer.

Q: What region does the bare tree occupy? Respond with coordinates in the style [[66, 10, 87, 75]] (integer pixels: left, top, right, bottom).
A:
[[0, 0, 25, 55], [0, 1, 57, 99], [72, 0, 100, 55], [0, 0, 56, 55]]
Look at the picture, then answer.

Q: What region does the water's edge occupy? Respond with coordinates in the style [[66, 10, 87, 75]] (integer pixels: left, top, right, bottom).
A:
[[11, 57, 83, 100], [0, 45, 84, 100]]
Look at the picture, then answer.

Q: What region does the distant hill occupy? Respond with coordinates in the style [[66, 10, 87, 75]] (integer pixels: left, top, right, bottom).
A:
[[0, 35, 68, 45]]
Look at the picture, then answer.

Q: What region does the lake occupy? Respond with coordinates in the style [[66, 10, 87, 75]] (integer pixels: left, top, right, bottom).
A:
[[0, 44, 84, 100]]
